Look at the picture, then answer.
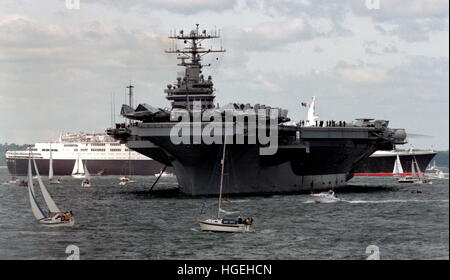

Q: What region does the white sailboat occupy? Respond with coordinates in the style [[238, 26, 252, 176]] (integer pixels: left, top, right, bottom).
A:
[[392, 155, 404, 177], [119, 149, 135, 185], [71, 150, 85, 179], [81, 161, 91, 188], [27, 150, 74, 227], [198, 142, 253, 233], [48, 143, 61, 184], [397, 157, 432, 184]]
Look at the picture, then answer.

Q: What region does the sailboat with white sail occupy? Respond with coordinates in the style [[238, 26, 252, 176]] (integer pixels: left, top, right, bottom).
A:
[[48, 143, 61, 184], [393, 154, 404, 178], [71, 150, 85, 179], [397, 156, 432, 184], [81, 161, 92, 188], [119, 148, 135, 185], [198, 142, 253, 233], [27, 149, 74, 227]]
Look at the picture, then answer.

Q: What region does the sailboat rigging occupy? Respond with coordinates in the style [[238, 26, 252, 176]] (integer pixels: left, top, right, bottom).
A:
[[119, 147, 135, 185], [397, 156, 432, 184], [27, 148, 74, 227], [71, 148, 85, 179], [198, 141, 253, 233], [48, 143, 61, 184], [81, 161, 92, 188]]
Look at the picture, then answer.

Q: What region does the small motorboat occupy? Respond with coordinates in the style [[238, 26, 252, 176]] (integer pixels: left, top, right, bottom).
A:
[[81, 178, 91, 188], [118, 176, 135, 185], [2, 177, 18, 185], [49, 178, 62, 184], [310, 190, 341, 203], [154, 171, 175, 178]]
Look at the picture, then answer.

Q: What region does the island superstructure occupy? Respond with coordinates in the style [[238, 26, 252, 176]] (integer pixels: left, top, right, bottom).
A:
[[6, 132, 166, 176], [107, 25, 408, 195]]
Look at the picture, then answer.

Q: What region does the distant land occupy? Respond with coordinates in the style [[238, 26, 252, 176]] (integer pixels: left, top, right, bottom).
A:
[[0, 143, 448, 169], [0, 143, 29, 166]]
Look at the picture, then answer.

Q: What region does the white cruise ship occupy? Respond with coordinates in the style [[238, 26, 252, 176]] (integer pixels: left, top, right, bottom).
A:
[[6, 132, 168, 176]]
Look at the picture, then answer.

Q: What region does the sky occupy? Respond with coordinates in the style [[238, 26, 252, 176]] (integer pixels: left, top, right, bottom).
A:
[[0, 0, 448, 150]]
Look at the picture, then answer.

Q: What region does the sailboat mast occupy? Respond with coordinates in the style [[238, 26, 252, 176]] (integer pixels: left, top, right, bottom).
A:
[[217, 142, 226, 219], [128, 148, 131, 177], [49, 143, 53, 180]]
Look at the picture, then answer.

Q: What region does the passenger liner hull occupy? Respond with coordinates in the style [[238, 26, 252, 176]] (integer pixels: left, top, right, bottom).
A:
[[353, 151, 436, 176], [7, 158, 167, 176]]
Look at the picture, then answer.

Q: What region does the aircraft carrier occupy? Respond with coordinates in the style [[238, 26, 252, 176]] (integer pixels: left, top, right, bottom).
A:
[[107, 25, 407, 195]]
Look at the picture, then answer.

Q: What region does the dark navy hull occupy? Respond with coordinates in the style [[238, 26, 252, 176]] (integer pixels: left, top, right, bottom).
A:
[[6, 158, 169, 176], [117, 125, 401, 195], [353, 152, 436, 176]]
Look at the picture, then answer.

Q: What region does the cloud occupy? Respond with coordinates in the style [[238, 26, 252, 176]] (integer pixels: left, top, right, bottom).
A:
[[225, 19, 316, 52], [350, 0, 449, 42], [88, 0, 238, 14]]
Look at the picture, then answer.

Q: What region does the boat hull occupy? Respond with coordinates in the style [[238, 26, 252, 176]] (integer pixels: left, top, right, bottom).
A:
[[7, 158, 171, 176], [199, 220, 251, 233], [39, 217, 75, 227], [354, 152, 436, 176]]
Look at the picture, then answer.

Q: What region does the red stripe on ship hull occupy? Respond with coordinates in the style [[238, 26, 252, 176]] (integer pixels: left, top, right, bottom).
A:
[[354, 173, 425, 177]]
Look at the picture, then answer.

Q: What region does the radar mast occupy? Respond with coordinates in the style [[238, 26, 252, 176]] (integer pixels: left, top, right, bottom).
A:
[[165, 24, 225, 111]]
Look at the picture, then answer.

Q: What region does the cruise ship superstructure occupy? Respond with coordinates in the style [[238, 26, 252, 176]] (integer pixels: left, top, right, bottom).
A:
[[6, 132, 165, 176]]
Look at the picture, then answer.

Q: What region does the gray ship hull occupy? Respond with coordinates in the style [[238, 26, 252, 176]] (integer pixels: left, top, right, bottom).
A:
[[111, 124, 400, 195]]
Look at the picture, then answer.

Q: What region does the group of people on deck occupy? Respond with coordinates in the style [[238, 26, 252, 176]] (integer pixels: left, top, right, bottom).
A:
[[298, 120, 347, 127], [57, 211, 73, 221]]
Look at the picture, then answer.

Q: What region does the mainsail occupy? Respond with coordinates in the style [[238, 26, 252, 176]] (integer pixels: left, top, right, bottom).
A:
[[414, 157, 424, 180], [72, 151, 85, 175], [84, 161, 90, 180], [393, 155, 404, 175], [27, 156, 47, 220], [411, 159, 417, 178], [33, 158, 61, 213]]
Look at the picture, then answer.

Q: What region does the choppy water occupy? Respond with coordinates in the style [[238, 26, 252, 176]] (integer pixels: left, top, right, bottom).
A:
[[0, 167, 448, 260]]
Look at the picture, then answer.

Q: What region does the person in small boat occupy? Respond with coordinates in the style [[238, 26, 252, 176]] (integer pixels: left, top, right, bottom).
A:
[[238, 217, 243, 224]]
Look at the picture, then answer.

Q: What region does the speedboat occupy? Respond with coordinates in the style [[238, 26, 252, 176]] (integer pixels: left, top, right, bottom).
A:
[[118, 176, 135, 185], [154, 171, 174, 178], [2, 177, 18, 185], [49, 178, 61, 184], [199, 217, 253, 233], [310, 190, 341, 203], [81, 178, 91, 188]]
